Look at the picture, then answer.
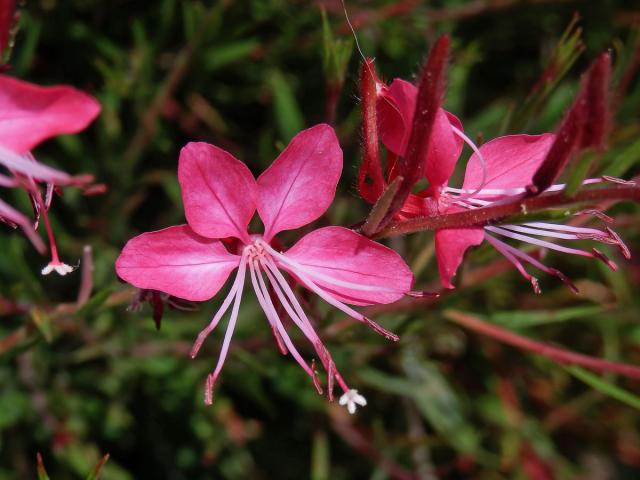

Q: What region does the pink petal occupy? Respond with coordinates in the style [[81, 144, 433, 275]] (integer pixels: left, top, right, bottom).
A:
[[462, 134, 555, 191], [425, 110, 463, 190], [178, 142, 257, 242], [257, 124, 342, 241], [115, 225, 240, 301], [0, 75, 101, 153], [377, 79, 417, 156], [377, 79, 462, 189], [284, 226, 414, 305], [435, 227, 484, 289]]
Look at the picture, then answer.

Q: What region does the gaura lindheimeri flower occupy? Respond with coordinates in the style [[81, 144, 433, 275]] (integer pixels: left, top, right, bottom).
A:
[[369, 75, 630, 292], [116, 124, 414, 412], [0, 74, 101, 274]]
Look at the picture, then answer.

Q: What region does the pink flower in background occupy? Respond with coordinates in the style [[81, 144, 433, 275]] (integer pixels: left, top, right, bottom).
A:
[[372, 75, 629, 292], [0, 74, 101, 274], [116, 124, 413, 411]]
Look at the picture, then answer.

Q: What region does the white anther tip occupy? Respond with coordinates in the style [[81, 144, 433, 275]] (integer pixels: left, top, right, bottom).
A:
[[339, 389, 367, 414], [41, 262, 75, 276]]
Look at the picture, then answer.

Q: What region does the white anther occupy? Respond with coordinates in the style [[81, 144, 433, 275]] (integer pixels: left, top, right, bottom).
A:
[[41, 262, 75, 276], [339, 389, 367, 414]]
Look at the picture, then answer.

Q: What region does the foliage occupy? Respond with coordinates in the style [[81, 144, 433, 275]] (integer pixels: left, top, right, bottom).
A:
[[1, 0, 640, 478]]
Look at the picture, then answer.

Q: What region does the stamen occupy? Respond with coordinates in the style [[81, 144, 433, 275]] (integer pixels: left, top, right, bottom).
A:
[[250, 259, 318, 382], [406, 290, 440, 298], [602, 175, 636, 185], [259, 244, 399, 342], [260, 258, 318, 341], [0, 145, 71, 184], [204, 373, 215, 406], [262, 245, 405, 294], [485, 234, 542, 294], [486, 226, 595, 258], [450, 125, 487, 200], [485, 233, 578, 293], [249, 261, 286, 355], [339, 389, 367, 414], [605, 227, 631, 260], [190, 253, 248, 359], [0, 173, 17, 187], [501, 224, 579, 240], [521, 222, 607, 235], [573, 209, 614, 224], [203, 254, 248, 404], [445, 177, 606, 197], [591, 248, 618, 271], [261, 257, 346, 397]]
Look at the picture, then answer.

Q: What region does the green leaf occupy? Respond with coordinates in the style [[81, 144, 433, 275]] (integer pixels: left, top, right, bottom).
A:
[[489, 305, 609, 329], [86, 454, 110, 480], [566, 366, 640, 410], [31, 307, 53, 343], [321, 8, 353, 87], [37, 453, 50, 480], [202, 39, 260, 71], [564, 149, 597, 197], [402, 353, 480, 454], [266, 69, 304, 142], [361, 353, 480, 454], [311, 430, 329, 480], [75, 287, 114, 319], [603, 137, 640, 178]]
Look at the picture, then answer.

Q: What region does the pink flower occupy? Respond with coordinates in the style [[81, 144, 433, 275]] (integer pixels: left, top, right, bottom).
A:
[[116, 124, 414, 411], [372, 75, 629, 292], [0, 74, 101, 274]]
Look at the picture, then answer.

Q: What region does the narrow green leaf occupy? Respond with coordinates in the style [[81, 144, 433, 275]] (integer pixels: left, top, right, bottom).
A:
[[490, 305, 609, 329], [565, 149, 597, 197], [75, 287, 114, 319], [86, 453, 110, 480], [203, 39, 260, 71], [37, 453, 50, 480], [402, 353, 480, 454], [31, 307, 53, 343], [603, 137, 640, 178], [311, 430, 329, 480], [566, 366, 640, 410], [267, 69, 304, 141]]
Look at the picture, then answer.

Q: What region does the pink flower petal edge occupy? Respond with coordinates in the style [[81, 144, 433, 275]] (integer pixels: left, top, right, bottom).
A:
[[0, 74, 101, 153], [462, 134, 556, 191], [178, 142, 257, 243], [377, 78, 463, 193], [116, 225, 240, 302], [257, 124, 342, 241], [435, 227, 484, 289], [284, 226, 414, 306]]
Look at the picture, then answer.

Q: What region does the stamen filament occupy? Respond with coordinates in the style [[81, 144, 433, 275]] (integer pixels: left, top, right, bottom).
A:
[[204, 254, 248, 404], [450, 125, 487, 199], [250, 259, 317, 381], [259, 243, 399, 342], [261, 256, 351, 397], [190, 253, 247, 359], [500, 224, 592, 240], [260, 243, 403, 294], [486, 226, 593, 258]]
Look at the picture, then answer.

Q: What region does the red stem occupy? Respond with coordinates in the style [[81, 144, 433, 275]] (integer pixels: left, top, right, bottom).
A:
[[374, 182, 640, 238], [383, 35, 449, 224], [358, 58, 385, 204], [445, 309, 640, 379]]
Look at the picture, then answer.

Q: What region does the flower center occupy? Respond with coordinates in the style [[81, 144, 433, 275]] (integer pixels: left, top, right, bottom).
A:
[[243, 237, 270, 261]]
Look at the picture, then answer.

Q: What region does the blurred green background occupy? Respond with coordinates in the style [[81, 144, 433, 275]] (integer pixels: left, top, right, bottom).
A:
[[1, 0, 640, 478]]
